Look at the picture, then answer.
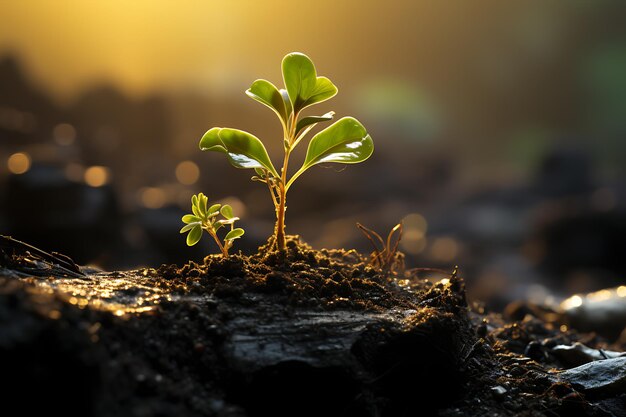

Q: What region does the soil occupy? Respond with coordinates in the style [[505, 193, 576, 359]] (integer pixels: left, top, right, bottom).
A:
[[1, 235, 624, 417]]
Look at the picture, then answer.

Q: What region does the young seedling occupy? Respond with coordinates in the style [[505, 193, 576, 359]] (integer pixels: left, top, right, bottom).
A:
[[180, 193, 244, 257], [357, 222, 405, 275], [199, 52, 374, 251]]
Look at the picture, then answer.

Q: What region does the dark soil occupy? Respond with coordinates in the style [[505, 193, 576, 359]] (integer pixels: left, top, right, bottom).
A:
[[0, 235, 624, 416]]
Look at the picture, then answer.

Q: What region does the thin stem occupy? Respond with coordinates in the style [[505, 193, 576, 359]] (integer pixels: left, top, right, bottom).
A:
[[208, 228, 228, 257], [267, 178, 279, 207], [274, 149, 290, 251]]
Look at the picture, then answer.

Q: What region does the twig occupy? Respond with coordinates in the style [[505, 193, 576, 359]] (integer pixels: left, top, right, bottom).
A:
[[0, 235, 85, 278]]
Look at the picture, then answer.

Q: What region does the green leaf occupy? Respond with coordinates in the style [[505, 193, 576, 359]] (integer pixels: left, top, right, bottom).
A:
[[186, 225, 203, 246], [200, 128, 279, 177], [199, 128, 227, 153], [216, 217, 239, 226], [295, 111, 335, 137], [179, 223, 197, 233], [220, 204, 234, 219], [303, 117, 373, 167], [225, 228, 245, 241], [182, 214, 202, 224], [192, 204, 202, 217], [282, 52, 337, 112], [191, 194, 198, 207], [246, 79, 291, 126], [287, 117, 373, 191], [280, 89, 293, 119], [198, 194, 208, 215], [208, 203, 221, 215]]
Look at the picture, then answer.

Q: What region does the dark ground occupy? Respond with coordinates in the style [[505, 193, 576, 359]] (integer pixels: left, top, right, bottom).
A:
[[0, 236, 625, 417]]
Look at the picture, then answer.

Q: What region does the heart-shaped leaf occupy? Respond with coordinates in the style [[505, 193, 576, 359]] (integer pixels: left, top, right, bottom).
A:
[[200, 128, 278, 177], [282, 53, 337, 112], [225, 228, 245, 241], [246, 79, 292, 127], [287, 117, 373, 190]]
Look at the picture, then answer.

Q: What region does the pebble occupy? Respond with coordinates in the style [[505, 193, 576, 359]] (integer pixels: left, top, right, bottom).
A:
[[490, 385, 507, 399]]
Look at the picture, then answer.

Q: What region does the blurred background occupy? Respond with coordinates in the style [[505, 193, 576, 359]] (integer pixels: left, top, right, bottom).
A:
[[1, 0, 626, 309]]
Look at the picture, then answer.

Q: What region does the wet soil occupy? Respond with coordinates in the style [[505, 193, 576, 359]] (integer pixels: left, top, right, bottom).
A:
[[1, 236, 624, 416]]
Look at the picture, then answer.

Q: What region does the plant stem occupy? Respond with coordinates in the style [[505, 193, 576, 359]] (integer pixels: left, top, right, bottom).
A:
[[273, 110, 299, 251], [274, 149, 290, 251], [208, 229, 228, 257]]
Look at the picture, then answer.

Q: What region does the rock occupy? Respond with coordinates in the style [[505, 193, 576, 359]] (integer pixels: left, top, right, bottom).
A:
[[551, 342, 625, 368], [558, 357, 626, 395]]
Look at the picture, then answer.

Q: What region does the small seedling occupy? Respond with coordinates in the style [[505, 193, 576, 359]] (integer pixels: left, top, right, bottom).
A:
[[180, 193, 244, 257], [199, 52, 373, 251], [357, 222, 404, 274]]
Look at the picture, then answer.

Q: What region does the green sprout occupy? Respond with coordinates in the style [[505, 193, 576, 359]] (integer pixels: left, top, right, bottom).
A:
[[199, 52, 374, 251], [180, 193, 244, 257]]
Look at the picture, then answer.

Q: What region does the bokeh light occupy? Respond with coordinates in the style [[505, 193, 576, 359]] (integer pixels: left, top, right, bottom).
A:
[[430, 237, 459, 262], [84, 166, 110, 187], [53, 122, 77, 146], [140, 187, 166, 209], [7, 152, 31, 174], [175, 160, 200, 185]]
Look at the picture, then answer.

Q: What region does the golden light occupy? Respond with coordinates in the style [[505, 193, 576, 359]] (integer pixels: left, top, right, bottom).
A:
[[7, 152, 31, 174], [48, 310, 61, 320], [617, 286, 626, 298], [587, 289, 612, 302], [140, 187, 167, 209], [561, 295, 583, 310], [53, 122, 77, 145], [402, 213, 428, 232], [175, 160, 200, 185], [84, 166, 110, 187], [430, 237, 459, 262]]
